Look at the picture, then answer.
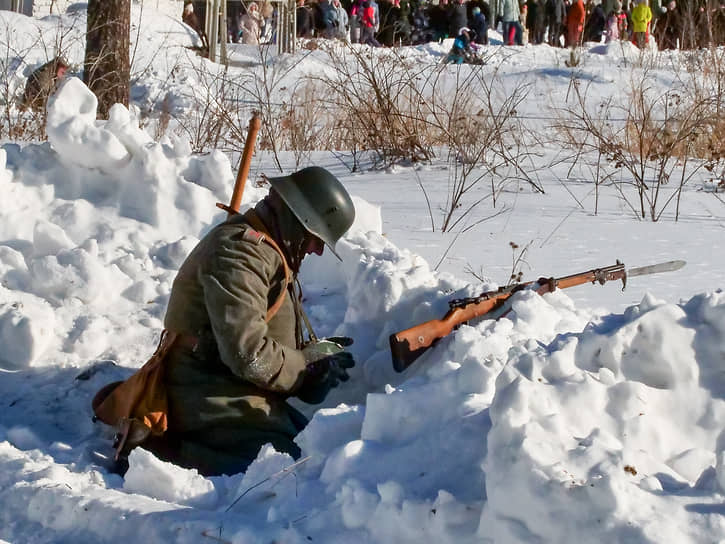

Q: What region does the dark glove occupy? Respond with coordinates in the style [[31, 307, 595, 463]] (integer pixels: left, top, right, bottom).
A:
[[297, 339, 355, 404], [306, 350, 355, 385]]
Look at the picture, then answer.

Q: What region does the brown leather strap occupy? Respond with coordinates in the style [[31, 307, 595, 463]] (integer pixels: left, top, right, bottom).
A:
[[243, 210, 291, 323]]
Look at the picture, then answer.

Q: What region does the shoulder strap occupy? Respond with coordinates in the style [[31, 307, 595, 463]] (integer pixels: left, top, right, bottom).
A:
[[242, 210, 291, 323]]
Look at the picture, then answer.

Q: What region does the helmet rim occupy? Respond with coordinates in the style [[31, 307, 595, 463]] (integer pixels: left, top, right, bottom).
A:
[[267, 167, 355, 260]]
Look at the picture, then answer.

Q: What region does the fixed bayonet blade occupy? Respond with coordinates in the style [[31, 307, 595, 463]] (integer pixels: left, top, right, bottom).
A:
[[627, 260, 686, 278]]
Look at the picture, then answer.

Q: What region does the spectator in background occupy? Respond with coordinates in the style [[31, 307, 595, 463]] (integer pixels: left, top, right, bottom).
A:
[[370, 0, 381, 34], [584, 0, 607, 41], [411, 1, 433, 43], [260, 0, 275, 43], [332, 0, 350, 39], [470, 5, 489, 43], [395, 0, 413, 45], [631, 0, 652, 47], [545, 0, 565, 45], [527, 0, 547, 43], [378, 0, 398, 45], [21, 56, 69, 112], [228, 1, 243, 42], [296, 0, 315, 37], [498, 0, 523, 44], [520, 2, 530, 43], [429, 0, 450, 41], [316, 0, 338, 38], [182, 0, 209, 49], [604, 0, 628, 41], [448, 0, 469, 38], [350, 0, 365, 42], [654, 0, 680, 49], [565, 0, 586, 45], [361, 0, 383, 45], [241, 2, 263, 44]]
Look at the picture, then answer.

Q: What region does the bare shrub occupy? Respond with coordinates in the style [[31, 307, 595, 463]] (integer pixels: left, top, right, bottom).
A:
[[0, 41, 45, 140], [553, 70, 712, 222], [229, 45, 316, 172], [278, 79, 333, 169], [427, 65, 543, 232], [687, 48, 725, 162], [170, 59, 262, 165], [311, 44, 537, 233], [312, 42, 438, 168]]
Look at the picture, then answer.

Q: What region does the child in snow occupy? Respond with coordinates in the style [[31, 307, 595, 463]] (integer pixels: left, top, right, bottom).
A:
[[444, 27, 482, 64], [470, 6, 489, 45], [605, 1, 627, 41]]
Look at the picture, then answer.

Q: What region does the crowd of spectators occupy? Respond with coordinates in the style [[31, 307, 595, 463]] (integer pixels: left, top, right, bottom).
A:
[[183, 0, 725, 51], [292, 0, 725, 49]]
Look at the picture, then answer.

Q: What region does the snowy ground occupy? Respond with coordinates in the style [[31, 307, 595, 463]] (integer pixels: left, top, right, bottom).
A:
[[1, 4, 725, 544]]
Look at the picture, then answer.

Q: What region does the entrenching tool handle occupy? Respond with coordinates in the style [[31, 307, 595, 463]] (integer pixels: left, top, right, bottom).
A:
[[217, 113, 262, 217]]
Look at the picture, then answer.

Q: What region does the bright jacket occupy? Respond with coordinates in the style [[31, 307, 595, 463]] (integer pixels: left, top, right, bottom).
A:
[[361, 4, 376, 27], [566, 0, 586, 29], [631, 3, 652, 33]]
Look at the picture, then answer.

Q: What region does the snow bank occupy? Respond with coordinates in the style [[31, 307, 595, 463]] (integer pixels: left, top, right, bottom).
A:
[[482, 291, 725, 543], [1, 5, 724, 544], [0, 75, 260, 368]]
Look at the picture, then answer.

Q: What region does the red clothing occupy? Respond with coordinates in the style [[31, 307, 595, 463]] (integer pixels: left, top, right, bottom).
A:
[[567, 0, 585, 26], [361, 5, 376, 27], [566, 0, 585, 45]]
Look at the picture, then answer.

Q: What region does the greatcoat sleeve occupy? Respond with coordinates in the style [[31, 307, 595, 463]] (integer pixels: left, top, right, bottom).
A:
[[199, 226, 307, 394]]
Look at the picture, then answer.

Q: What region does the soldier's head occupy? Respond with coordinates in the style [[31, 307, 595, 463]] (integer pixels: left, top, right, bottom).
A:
[[54, 57, 69, 79], [266, 167, 355, 262]]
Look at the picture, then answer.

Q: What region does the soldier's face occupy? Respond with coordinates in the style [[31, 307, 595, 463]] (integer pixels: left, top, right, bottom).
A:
[[303, 234, 325, 257]]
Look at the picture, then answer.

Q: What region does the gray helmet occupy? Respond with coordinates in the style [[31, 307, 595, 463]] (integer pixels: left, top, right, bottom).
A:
[[267, 167, 355, 260]]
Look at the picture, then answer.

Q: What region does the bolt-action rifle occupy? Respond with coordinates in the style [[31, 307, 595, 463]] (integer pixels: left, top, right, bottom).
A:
[[389, 260, 686, 373]]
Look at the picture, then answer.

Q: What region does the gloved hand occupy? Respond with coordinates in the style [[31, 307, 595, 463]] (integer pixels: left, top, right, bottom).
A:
[[302, 337, 353, 362], [297, 338, 355, 404]]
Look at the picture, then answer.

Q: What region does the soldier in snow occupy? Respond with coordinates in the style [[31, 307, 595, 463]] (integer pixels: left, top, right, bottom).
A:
[[140, 167, 357, 476], [21, 56, 69, 112]]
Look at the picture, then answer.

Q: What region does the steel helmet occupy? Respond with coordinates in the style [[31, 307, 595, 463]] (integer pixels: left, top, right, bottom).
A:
[[267, 167, 355, 260]]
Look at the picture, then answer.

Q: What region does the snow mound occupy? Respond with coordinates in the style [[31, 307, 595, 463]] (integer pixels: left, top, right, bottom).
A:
[[124, 448, 218, 508]]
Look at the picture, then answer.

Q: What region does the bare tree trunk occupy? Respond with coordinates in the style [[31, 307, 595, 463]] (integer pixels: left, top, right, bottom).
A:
[[83, 0, 131, 118]]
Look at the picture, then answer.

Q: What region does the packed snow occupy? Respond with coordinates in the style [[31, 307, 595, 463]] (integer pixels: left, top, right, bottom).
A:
[[0, 2, 724, 543]]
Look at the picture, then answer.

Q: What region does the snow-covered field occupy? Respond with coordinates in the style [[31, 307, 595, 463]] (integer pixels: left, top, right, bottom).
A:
[[1, 3, 724, 543]]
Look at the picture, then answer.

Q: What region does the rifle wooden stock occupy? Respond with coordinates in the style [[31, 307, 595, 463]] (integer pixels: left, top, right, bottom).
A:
[[217, 113, 262, 217], [390, 262, 627, 372]]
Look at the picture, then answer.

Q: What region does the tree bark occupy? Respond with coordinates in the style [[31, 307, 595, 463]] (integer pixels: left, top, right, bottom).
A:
[[83, 0, 131, 118]]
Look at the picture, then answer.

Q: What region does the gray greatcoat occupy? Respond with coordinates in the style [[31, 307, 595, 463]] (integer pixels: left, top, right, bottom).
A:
[[145, 198, 316, 475]]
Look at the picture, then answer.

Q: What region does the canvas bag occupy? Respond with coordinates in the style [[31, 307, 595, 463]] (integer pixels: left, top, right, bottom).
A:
[[91, 224, 291, 461]]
